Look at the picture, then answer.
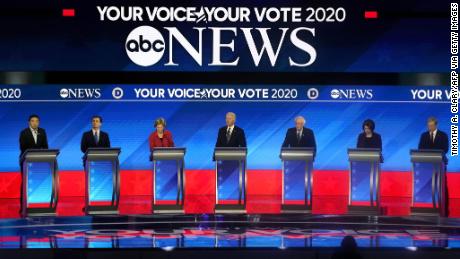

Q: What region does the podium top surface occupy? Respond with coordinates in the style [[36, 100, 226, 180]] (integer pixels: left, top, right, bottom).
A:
[[214, 147, 247, 160], [84, 147, 121, 160], [347, 148, 382, 162], [152, 147, 186, 160], [21, 149, 60, 161], [410, 149, 445, 163], [280, 147, 315, 161]]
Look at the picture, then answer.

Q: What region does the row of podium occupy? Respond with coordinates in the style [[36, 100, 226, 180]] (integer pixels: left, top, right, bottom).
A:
[[20, 147, 447, 217]]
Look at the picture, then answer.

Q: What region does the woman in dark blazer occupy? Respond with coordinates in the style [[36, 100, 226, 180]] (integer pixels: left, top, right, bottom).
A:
[[149, 117, 175, 153], [357, 119, 382, 150]]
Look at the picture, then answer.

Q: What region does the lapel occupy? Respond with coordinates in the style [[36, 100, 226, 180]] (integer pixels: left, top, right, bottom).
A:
[[36, 128, 41, 144], [301, 127, 306, 141], [26, 128, 35, 144], [89, 130, 97, 145]]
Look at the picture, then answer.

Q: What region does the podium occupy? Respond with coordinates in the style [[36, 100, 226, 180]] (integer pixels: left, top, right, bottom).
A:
[[410, 149, 446, 216], [280, 147, 315, 213], [347, 148, 382, 215], [151, 147, 186, 214], [20, 149, 60, 217], [83, 148, 121, 215], [214, 147, 247, 213]]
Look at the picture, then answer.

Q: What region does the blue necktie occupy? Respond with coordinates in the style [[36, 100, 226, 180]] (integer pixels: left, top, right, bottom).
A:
[[94, 132, 99, 144]]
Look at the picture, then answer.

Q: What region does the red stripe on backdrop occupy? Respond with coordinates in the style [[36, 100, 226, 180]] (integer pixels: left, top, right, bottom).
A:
[[379, 171, 413, 216], [447, 173, 460, 217], [312, 170, 349, 214], [0, 170, 459, 217], [246, 170, 281, 213], [120, 170, 152, 196], [447, 173, 460, 198], [0, 172, 21, 198]]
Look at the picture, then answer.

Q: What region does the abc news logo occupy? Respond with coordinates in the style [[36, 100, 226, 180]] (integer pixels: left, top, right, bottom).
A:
[[330, 89, 373, 100], [59, 88, 102, 99], [125, 25, 317, 67]]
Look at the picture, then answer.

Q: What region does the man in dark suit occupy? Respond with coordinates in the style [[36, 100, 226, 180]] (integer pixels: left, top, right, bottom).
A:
[[418, 116, 449, 216], [418, 116, 448, 159], [19, 114, 49, 156], [282, 116, 316, 148], [80, 115, 111, 153], [215, 112, 246, 147]]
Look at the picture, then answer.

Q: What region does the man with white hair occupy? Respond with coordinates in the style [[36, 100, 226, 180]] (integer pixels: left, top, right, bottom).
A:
[[215, 112, 247, 148], [282, 116, 316, 148]]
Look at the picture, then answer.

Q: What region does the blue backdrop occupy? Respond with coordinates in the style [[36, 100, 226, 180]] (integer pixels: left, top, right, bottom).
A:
[[0, 84, 453, 172]]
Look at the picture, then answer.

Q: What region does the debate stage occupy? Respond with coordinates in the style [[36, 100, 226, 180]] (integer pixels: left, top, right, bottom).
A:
[[1, 168, 460, 258]]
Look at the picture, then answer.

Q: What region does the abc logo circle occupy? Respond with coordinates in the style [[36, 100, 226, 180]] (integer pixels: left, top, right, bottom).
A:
[[60, 88, 69, 98], [125, 26, 165, 67], [330, 89, 340, 99]]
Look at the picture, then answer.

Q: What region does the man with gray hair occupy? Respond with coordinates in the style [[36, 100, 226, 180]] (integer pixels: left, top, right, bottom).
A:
[[418, 116, 448, 160], [215, 112, 247, 148], [282, 116, 316, 148]]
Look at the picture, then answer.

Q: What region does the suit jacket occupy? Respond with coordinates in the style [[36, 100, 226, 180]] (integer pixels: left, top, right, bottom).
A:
[[149, 130, 175, 150], [282, 127, 316, 148], [215, 125, 247, 148], [19, 127, 49, 156], [357, 132, 382, 149], [80, 130, 111, 153], [418, 130, 448, 158]]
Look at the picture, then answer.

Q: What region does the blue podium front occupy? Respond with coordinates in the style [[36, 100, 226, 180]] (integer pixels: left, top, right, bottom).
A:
[[280, 147, 315, 213], [151, 147, 186, 214], [20, 149, 60, 217], [214, 147, 247, 213], [410, 149, 446, 216], [347, 148, 382, 215], [84, 148, 121, 215]]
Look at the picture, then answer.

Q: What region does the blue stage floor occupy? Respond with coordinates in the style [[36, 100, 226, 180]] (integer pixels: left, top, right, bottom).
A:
[[1, 214, 460, 249]]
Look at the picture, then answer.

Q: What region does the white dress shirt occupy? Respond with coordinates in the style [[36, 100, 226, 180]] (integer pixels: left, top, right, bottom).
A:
[[30, 127, 38, 144]]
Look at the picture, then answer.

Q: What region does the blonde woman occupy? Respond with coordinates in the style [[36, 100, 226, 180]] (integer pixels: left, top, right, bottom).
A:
[[149, 117, 175, 151]]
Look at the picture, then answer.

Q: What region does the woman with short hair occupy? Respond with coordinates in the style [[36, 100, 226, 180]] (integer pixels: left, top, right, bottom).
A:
[[357, 119, 382, 150], [149, 117, 175, 153]]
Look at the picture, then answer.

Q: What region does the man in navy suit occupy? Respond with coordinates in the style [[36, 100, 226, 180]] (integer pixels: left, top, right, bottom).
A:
[[19, 114, 49, 157], [418, 116, 449, 216], [215, 112, 246, 148], [418, 116, 448, 161], [282, 116, 316, 148], [80, 115, 111, 153]]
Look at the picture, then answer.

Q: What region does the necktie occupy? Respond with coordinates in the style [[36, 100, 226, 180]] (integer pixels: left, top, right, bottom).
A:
[[94, 132, 99, 144], [297, 131, 301, 142], [430, 132, 434, 143], [226, 128, 232, 143]]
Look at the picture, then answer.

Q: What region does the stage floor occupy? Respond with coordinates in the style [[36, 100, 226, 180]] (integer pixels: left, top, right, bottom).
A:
[[1, 214, 460, 249]]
